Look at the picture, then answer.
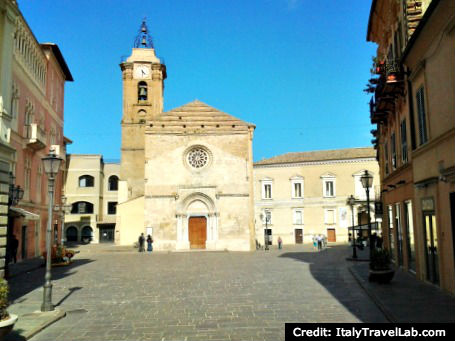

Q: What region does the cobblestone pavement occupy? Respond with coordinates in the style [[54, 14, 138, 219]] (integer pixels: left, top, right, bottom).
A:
[[9, 244, 387, 341]]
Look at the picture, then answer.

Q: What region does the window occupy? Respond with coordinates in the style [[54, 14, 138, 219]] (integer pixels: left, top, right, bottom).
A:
[[71, 201, 94, 214], [322, 177, 336, 197], [108, 175, 119, 191], [388, 205, 395, 257], [24, 158, 31, 200], [36, 164, 42, 203], [187, 147, 209, 169], [79, 175, 94, 187], [261, 180, 272, 199], [391, 132, 397, 170], [291, 178, 304, 198], [107, 202, 117, 215], [293, 209, 303, 225], [405, 201, 415, 272], [324, 209, 336, 225], [395, 203, 403, 266], [400, 120, 408, 164], [416, 87, 428, 145], [384, 142, 389, 175], [138, 81, 147, 101]]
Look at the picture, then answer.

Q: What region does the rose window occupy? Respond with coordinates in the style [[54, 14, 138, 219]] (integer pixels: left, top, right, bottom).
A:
[[187, 148, 209, 169]]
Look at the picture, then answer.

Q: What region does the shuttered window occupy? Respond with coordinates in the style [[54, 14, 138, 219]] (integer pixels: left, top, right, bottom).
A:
[[401, 120, 408, 164], [416, 87, 428, 145]]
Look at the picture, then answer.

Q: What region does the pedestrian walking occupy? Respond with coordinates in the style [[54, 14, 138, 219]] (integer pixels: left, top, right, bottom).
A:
[[317, 234, 322, 251], [138, 233, 145, 252], [278, 236, 282, 250], [313, 235, 317, 250], [147, 235, 153, 252]]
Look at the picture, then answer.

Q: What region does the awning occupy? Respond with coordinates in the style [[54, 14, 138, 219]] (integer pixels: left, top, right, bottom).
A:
[[9, 207, 40, 221]]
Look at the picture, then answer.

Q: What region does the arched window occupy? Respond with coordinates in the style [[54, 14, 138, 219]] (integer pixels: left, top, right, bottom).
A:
[[71, 201, 94, 214], [79, 175, 94, 187], [108, 175, 119, 191], [138, 81, 147, 101]]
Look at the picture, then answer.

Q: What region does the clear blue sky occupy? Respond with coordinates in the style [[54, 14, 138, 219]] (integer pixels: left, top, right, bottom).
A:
[[19, 0, 376, 162]]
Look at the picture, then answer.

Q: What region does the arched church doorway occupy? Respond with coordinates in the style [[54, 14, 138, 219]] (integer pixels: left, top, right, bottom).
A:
[[189, 216, 207, 249]]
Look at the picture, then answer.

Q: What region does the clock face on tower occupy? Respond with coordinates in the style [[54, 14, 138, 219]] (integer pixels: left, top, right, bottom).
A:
[[134, 64, 151, 79]]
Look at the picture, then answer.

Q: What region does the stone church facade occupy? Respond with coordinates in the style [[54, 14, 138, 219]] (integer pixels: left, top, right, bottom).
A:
[[115, 22, 256, 251]]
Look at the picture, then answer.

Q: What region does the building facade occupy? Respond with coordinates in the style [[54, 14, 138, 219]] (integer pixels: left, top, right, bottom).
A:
[[367, 0, 455, 294], [253, 148, 379, 246], [0, 0, 19, 277], [115, 22, 256, 251], [6, 7, 72, 262], [64, 154, 119, 244]]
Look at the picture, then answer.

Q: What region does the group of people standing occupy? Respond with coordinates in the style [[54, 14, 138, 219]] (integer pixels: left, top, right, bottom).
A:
[[138, 233, 153, 253], [312, 234, 326, 251]]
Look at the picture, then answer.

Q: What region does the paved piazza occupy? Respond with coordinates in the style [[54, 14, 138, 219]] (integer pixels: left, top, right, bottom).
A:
[[10, 244, 387, 341]]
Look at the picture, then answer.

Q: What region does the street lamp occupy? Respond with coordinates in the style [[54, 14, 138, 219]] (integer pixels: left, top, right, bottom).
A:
[[5, 173, 24, 277], [56, 196, 72, 245], [346, 195, 357, 259], [360, 170, 374, 259], [41, 149, 63, 312], [259, 212, 270, 251]]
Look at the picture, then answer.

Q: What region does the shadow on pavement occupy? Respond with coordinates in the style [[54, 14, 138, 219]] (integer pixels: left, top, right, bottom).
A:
[[8, 259, 94, 302], [4, 329, 26, 341], [279, 245, 385, 323]]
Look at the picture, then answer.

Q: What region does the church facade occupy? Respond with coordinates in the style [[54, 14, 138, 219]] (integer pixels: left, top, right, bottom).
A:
[[115, 22, 256, 251]]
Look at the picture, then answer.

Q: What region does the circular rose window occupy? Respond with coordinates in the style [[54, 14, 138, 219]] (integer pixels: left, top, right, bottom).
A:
[[187, 147, 209, 169]]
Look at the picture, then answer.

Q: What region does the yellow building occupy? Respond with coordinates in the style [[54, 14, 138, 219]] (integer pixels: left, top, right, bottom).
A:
[[367, 0, 454, 294], [64, 154, 119, 244], [254, 148, 379, 245]]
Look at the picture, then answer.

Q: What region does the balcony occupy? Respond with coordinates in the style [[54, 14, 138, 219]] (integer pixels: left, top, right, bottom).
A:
[[375, 59, 405, 97], [26, 123, 46, 150], [369, 59, 405, 125]]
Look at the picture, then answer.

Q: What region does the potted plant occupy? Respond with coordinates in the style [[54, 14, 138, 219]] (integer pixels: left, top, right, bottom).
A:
[[369, 248, 395, 284], [0, 279, 18, 340]]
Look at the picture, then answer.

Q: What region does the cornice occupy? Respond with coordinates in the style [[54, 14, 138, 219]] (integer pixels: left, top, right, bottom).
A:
[[254, 157, 377, 168]]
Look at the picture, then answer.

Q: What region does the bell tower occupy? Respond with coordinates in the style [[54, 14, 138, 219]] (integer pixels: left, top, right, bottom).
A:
[[119, 20, 166, 198]]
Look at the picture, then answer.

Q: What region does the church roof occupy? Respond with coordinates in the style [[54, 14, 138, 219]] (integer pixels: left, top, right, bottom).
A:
[[146, 100, 255, 134], [254, 147, 376, 166]]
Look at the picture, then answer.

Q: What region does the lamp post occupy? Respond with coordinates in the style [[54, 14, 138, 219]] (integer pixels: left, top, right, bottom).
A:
[[360, 170, 374, 259], [55, 196, 71, 245], [5, 173, 24, 277], [259, 212, 270, 251], [346, 195, 357, 259], [41, 149, 63, 312]]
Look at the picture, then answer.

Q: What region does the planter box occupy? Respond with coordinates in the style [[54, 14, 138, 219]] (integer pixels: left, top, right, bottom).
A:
[[369, 269, 395, 284]]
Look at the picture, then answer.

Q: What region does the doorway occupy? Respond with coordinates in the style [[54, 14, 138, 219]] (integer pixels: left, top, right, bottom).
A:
[[295, 229, 303, 244], [423, 212, 439, 284], [66, 226, 78, 242], [99, 224, 115, 243], [81, 226, 93, 244], [451, 192, 455, 285], [327, 228, 336, 242], [21, 225, 27, 260], [189, 216, 207, 249]]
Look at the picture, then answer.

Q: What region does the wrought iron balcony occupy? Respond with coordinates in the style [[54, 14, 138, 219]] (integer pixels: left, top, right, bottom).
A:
[[26, 123, 46, 150]]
